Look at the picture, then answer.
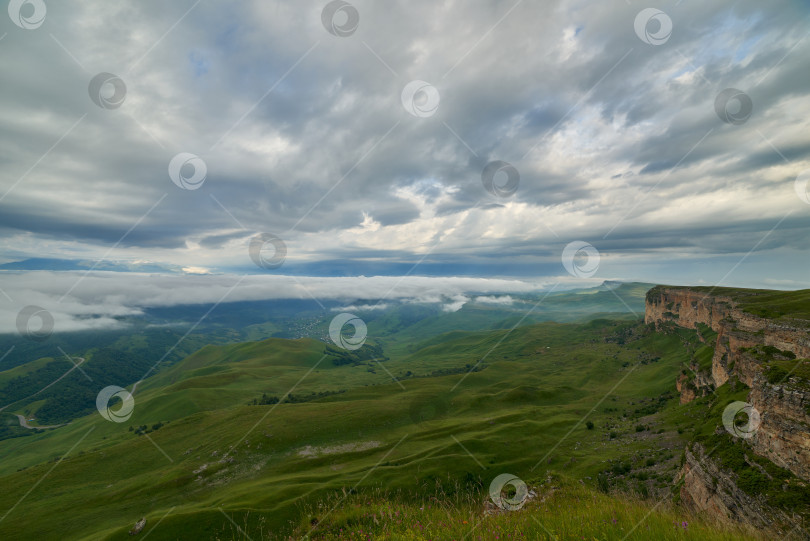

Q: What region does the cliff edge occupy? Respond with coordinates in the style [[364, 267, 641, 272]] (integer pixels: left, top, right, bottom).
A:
[[645, 286, 810, 533]]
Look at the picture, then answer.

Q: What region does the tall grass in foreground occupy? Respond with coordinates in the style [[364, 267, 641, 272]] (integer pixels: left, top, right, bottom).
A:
[[278, 474, 769, 541]]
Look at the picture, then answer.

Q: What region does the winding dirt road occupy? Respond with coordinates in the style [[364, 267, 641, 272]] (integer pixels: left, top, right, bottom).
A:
[[13, 414, 65, 430]]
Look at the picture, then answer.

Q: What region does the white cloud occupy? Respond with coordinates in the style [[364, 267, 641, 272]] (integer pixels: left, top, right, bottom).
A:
[[441, 294, 470, 313], [182, 266, 211, 275], [330, 303, 389, 312], [475, 295, 515, 305], [0, 271, 568, 334]]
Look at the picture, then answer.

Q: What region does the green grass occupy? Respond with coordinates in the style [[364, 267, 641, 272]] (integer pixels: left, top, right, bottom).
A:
[[693, 346, 714, 373], [0, 283, 653, 434], [0, 303, 794, 540], [290, 474, 766, 541], [765, 358, 810, 387]]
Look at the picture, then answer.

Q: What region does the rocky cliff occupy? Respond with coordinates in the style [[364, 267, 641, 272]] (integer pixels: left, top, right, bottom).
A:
[[678, 442, 780, 530], [645, 286, 810, 532], [646, 286, 810, 480], [646, 287, 810, 387]]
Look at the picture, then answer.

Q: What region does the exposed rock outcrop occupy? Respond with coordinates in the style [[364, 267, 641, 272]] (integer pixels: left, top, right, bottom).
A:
[[748, 381, 810, 481], [645, 287, 810, 374], [675, 373, 697, 405], [679, 442, 777, 529], [129, 517, 146, 536], [675, 363, 715, 404], [646, 286, 810, 533], [646, 286, 810, 481]]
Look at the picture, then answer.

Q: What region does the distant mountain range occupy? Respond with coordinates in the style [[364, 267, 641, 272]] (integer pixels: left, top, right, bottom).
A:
[[0, 257, 179, 273]]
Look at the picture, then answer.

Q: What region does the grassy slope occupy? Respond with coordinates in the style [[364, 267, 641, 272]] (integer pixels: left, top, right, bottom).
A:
[[373, 282, 650, 360], [9, 282, 799, 539], [0, 282, 650, 431], [0, 317, 715, 540], [296, 474, 765, 540]]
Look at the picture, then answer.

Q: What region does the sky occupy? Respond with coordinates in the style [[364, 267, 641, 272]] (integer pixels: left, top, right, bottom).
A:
[[1, 0, 810, 332]]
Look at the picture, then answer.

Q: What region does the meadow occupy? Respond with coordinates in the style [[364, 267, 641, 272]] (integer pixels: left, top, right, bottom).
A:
[[0, 313, 730, 540]]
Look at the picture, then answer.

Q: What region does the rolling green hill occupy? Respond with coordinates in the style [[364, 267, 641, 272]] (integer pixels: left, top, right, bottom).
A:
[[3, 282, 796, 540], [0, 312, 749, 540], [0, 282, 650, 434]]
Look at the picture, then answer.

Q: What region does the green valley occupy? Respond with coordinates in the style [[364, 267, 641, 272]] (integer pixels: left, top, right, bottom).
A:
[[0, 283, 806, 539]]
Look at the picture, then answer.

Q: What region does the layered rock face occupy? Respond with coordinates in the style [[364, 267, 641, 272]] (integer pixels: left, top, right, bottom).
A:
[[748, 382, 810, 481], [646, 287, 810, 530], [675, 369, 713, 405], [679, 443, 778, 529], [646, 286, 810, 481], [645, 287, 810, 376]]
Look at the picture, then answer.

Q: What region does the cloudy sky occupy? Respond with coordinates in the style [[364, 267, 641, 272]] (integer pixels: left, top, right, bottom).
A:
[[1, 0, 809, 331]]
